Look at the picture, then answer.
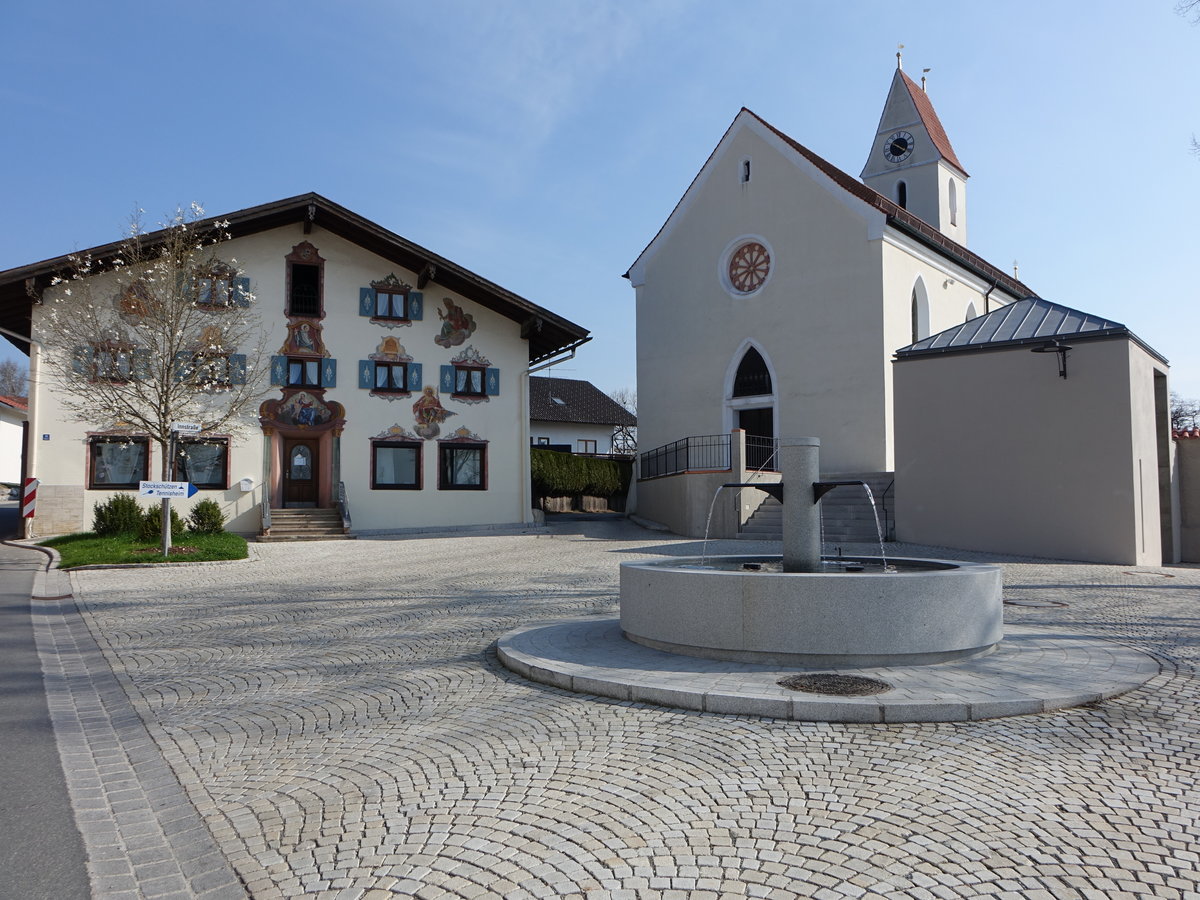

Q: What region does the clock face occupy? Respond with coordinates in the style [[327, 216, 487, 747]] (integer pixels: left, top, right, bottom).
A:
[[883, 131, 914, 163], [728, 242, 771, 294]]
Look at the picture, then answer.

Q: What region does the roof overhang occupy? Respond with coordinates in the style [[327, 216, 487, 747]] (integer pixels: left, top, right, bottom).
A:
[[0, 192, 589, 363]]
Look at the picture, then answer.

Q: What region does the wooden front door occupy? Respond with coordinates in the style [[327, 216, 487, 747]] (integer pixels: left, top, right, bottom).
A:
[[283, 438, 318, 507]]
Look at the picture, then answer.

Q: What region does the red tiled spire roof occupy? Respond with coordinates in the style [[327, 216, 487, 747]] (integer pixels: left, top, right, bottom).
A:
[[897, 69, 967, 175]]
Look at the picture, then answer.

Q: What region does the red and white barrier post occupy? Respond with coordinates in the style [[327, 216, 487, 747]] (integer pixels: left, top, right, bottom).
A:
[[21, 477, 37, 519]]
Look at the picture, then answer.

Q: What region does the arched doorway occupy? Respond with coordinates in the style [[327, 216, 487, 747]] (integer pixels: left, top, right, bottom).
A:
[[725, 343, 778, 470]]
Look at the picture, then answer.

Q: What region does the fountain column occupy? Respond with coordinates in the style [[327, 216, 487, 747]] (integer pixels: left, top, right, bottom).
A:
[[780, 437, 822, 573]]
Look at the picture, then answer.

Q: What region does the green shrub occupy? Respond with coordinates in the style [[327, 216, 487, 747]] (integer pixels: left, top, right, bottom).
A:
[[92, 493, 144, 536], [187, 499, 226, 535], [139, 503, 187, 543], [530, 449, 632, 498]]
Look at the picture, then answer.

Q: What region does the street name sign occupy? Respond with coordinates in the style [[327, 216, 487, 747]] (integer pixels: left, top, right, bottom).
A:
[[139, 481, 198, 498], [171, 422, 202, 434]]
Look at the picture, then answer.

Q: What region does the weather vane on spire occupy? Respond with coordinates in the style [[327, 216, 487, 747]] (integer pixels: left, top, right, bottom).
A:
[[896, 43, 904, 70]]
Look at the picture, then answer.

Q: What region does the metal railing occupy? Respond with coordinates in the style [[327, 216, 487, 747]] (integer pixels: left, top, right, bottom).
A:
[[639, 434, 731, 480], [745, 435, 778, 472], [337, 481, 352, 532]]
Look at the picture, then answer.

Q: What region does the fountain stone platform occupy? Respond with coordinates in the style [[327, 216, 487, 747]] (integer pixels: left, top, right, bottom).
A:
[[621, 555, 1003, 667]]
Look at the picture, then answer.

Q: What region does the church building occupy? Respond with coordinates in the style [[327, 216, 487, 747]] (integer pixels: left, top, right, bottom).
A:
[[627, 61, 1173, 565]]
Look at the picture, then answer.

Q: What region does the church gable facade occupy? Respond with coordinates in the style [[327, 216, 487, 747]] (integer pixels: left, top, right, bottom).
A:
[[628, 94, 1028, 476]]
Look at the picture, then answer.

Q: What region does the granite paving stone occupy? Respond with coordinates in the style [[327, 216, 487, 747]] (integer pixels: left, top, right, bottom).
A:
[[18, 520, 1200, 898]]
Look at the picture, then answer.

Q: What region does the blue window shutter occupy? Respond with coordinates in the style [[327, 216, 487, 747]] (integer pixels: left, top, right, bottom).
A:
[[359, 287, 375, 317], [322, 358, 337, 388], [408, 362, 422, 391], [485, 367, 501, 396], [270, 355, 287, 386], [440, 365, 454, 392], [173, 352, 192, 382], [71, 345, 93, 376], [359, 360, 373, 389], [409, 291, 423, 320], [132, 348, 152, 380], [229, 354, 247, 385], [232, 277, 251, 307]]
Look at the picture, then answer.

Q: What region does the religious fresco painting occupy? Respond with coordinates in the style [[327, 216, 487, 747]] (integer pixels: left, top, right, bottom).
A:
[[412, 386, 455, 439], [434, 297, 476, 348], [259, 391, 346, 432], [372, 423, 421, 442]]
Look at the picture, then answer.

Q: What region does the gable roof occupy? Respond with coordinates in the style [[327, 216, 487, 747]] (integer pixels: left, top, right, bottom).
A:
[[895, 296, 1166, 364], [529, 377, 636, 426], [0, 193, 589, 364], [0, 394, 27, 413], [626, 108, 1030, 300], [897, 69, 966, 175]]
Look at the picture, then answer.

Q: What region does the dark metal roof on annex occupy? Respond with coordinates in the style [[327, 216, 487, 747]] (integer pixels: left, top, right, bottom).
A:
[[529, 376, 636, 427], [895, 297, 1167, 364]]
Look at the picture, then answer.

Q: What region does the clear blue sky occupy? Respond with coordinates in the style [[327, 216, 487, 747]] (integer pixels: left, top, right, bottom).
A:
[[3, 2, 1198, 399]]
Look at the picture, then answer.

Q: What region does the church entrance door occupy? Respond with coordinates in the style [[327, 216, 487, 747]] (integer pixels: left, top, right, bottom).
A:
[[283, 438, 318, 507], [738, 408, 775, 471]]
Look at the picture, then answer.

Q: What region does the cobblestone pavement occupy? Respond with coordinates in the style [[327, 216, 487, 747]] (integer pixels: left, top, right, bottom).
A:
[[58, 517, 1200, 899]]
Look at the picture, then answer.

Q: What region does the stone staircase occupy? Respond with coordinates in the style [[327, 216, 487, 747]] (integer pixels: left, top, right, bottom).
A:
[[259, 508, 355, 542], [737, 472, 895, 544]]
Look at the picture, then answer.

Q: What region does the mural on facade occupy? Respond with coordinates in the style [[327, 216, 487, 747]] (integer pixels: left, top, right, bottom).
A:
[[434, 298, 476, 348], [372, 423, 421, 442], [441, 425, 485, 443], [412, 386, 455, 439], [279, 320, 329, 356], [259, 391, 345, 432]]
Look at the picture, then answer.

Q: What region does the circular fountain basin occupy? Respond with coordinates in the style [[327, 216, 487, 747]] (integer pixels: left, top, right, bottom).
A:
[[620, 555, 1003, 667]]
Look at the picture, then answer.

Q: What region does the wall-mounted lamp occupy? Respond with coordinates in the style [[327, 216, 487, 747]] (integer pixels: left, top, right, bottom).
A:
[[943, 278, 956, 289], [1031, 340, 1071, 378]]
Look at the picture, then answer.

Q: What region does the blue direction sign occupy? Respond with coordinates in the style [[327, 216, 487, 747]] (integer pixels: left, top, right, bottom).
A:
[[139, 481, 198, 498]]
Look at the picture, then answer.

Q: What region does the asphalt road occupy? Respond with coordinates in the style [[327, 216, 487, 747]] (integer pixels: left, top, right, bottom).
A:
[[0, 522, 90, 899]]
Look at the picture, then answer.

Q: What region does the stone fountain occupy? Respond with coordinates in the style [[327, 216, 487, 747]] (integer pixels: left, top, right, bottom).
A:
[[619, 437, 1004, 667]]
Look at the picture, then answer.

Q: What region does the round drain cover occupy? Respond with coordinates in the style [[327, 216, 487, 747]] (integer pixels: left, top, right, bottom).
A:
[[777, 673, 891, 696], [1004, 598, 1068, 608]]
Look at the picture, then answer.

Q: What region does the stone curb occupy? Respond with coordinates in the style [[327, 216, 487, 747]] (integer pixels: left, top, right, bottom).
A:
[[497, 617, 1162, 724]]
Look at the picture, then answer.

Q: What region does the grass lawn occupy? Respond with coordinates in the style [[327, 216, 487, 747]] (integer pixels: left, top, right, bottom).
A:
[[41, 532, 249, 569]]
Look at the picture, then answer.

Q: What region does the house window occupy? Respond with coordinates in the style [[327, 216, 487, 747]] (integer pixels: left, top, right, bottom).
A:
[[93, 346, 134, 382], [374, 362, 409, 393], [439, 443, 486, 490], [286, 242, 325, 317], [740, 158, 751, 184], [537, 437, 551, 446], [578, 439, 597, 455], [288, 358, 322, 388], [454, 367, 484, 396], [372, 440, 421, 490], [195, 263, 245, 307], [174, 438, 228, 489], [375, 288, 410, 321], [88, 437, 149, 489]]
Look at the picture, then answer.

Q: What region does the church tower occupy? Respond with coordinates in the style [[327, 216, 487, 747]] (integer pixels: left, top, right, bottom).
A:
[[861, 55, 969, 246]]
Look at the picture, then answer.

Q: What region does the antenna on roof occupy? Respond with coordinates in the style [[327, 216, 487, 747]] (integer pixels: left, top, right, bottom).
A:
[[921, 67, 931, 92], [1013, 260, 1020, 279], [896, 44, 904, 70]]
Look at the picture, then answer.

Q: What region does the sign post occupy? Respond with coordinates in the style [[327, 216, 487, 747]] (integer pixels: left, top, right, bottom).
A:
[[139, 480, 198, 556]]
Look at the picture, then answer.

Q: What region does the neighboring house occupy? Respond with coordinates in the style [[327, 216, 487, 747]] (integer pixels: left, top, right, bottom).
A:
[[0, 393, 27, 485], [529, 376, 636, 456], [626, 62, 1173, 564], [0, 194, 589, 537]]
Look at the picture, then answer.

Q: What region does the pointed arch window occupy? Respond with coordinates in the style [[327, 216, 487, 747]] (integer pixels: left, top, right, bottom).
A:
[[911, 279, 930, 344], [948, 178, 958, 227], [732, 347, 772, 397]]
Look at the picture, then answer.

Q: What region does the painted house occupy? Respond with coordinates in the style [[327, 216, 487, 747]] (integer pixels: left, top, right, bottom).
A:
[[529, 376, 636, 456], [0, 194, 589, 537]]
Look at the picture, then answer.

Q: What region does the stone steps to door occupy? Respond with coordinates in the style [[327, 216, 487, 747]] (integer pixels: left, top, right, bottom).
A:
[[736, 473, 894, 543], [259, 508, 354, 542]]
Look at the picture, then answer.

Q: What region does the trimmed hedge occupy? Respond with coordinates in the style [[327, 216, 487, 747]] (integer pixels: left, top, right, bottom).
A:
[[530, 448, 632, 499]]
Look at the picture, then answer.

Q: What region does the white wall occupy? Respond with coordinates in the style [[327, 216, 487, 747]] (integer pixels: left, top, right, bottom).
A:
[[894, 337, 1167, 566], [0, 405, 24, 484], [530, 421, 616, 453]]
